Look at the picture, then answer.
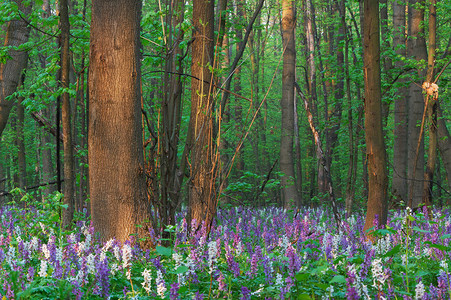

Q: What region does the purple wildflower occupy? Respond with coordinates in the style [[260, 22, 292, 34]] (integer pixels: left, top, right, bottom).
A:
[[27, 266, 34, 282], [96, 258, 110, 297], [346, 270, 359, 300], [240, 286, 251, 300], [218, 272, 227, 291], [194, 291, 204, 300], [169, 282, 179, 300]]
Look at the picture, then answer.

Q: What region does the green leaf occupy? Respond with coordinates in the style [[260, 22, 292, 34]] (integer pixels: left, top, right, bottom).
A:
[[330, 275, 346, 284], [424, 241, 450, 251], [383, 244, 402, 257], [295, 272, 310, 281], [413, 226, 430, 233], [440, 234, 451, 240], [297, 294, 312, 300], [156, 245, 172, 256], [314, 282, 329, 290], [176, 244, 194, 248], [174, 265, 188, 274]]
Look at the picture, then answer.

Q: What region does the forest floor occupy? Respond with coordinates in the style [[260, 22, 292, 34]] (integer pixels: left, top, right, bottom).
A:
[[1, 195, 451, 299]]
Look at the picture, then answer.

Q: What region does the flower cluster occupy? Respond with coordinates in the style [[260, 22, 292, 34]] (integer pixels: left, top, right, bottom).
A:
[[1, 204, 451, 299]]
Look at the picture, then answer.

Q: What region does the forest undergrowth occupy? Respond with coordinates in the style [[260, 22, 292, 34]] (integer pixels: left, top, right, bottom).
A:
[[1, 191, 451, 299]]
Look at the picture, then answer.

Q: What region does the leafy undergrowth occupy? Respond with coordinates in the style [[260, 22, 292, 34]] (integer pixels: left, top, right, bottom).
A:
[[1, 193, 451, 299]]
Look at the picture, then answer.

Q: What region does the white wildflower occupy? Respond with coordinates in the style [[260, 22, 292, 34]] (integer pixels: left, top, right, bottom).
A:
[[156, 270, 166, 298], [375, 235, 391, 256], [172, 252, 185, 285], [371, 258, 388, 288], [235, 241, 243, 256], [55, 247, 63, 263], [77, 241, 85, 255], [113, 245, 121, 261], [68, 233, 76, 244], [38, 260, 48, 277], [110, 263, 119, 275], [102, 239, 114, 252], [29, 237, 39, 252], [85, 233, 92, 247], [39, 222, 46, 234], [122, 244, 132, 269], [440, 260, 448, 271], [142, 269, 152, 293], [278, 235, 290, 252], [74, 269, 85, 285], [86, 253, 96, 274], [331, 232, 342, 258], [41, 244, 50, 260], [122, 244, 133, 280], [6, 245, 16, 266], [348, 264, 371, 300], [100, 251, 107, 262], [415, 280, 425, 300], [275, 273, 283, 287], [252, 284, 264, 296], [207, 241, 218, 274]]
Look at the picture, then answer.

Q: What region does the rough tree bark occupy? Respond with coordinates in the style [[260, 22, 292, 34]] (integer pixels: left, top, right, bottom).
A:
[[363, 0, 388, 234], [0, 0, 32, 137], [88, 0, 152, 244], [188, 0, 216, 230]]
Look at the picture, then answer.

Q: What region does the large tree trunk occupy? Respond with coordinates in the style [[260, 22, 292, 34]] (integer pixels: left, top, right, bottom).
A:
[[280, 0, 300, 208], [88, 0, 152, 244], [59, 0, 75, 228], [188, 0, 216, 230], [363, 0, 388, 234], [392, 0, 409, 205], [407, 0, 427, 208], [0, 0, 32, 136]]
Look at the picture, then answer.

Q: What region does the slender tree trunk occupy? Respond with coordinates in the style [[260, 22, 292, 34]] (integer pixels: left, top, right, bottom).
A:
[[89, 0, 152, 244], [15, 76, 27, 190], [294, 90, 303, 206], [407, 0, 427, 208], [280, 0, 300, 208], [437, 108, 451, 194], [59, 0, 75, 228], [380, 0, 392, 123], [0, 0, 32, 136], [188, 0, 216, 230], [363, 0, 388, 234], [392, 0, 408, 204], [304, 0, 318, 201], [344, 25, 355, 216], [233, 0, 244, 176], [326, 0, 345, 198], [159, 0, 185, 234], [422, 0, 437, 209]]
